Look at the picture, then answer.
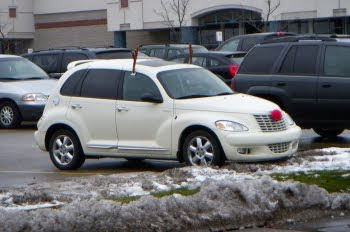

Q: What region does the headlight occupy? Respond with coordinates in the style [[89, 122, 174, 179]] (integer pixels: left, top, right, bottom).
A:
[[283, 112, 295, 126], [215, 121, 249, 132], [22, 93, 48, 102]]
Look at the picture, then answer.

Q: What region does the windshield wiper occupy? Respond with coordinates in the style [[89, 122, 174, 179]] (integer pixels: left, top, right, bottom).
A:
[[215, 92, 234, 96], [176, 94, 211, 99]]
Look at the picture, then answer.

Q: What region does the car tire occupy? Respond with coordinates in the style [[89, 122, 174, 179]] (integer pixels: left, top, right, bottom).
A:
[[0, 101, 21, 129], [49, 130, 85, 170], [183, 130, 224, 166], [313, 128, 344, 138]]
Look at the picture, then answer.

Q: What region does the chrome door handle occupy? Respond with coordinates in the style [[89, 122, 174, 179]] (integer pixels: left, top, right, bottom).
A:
[[71, 104, 82, 109], [117, 107, 129, 112]]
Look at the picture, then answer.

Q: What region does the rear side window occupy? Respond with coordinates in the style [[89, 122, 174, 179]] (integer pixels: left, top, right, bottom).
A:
[[324, 46, 350, 77], [218, 39, 240, 51], [239, 46, 284, 74], [279, 45, 319, 75], [61, 53, 89, 72], [208, 58, 221, 67], [241, 37, 261, 51], [60, 69, 86, 96], [150, 48, 165, 58], [167, 49, 181, 59], [32, 54, 60, 73], [192, 57, 206, 67], [80, 69, 121, 100], [170, 57, 186, 63]]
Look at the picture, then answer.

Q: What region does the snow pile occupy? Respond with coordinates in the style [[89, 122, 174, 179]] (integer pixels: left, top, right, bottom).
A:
[[1, 171, 347, 232]]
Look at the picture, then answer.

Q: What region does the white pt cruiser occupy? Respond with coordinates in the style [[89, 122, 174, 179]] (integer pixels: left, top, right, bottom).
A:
[[35, 59, 302, 170]]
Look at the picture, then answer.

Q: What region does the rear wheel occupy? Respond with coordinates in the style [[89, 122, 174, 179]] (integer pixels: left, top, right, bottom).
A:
[[313, 128, 344, 138], [0, 101, 21, 129], [183, 130, 224, 166], [49, 130, 85, 170]]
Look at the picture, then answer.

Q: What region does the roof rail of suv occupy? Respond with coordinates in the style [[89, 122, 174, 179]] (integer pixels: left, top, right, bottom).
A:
[[261, 35, 337, 44]]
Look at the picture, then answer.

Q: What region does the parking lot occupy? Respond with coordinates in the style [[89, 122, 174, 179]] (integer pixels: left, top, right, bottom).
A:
[[1, 126, 349, 188]]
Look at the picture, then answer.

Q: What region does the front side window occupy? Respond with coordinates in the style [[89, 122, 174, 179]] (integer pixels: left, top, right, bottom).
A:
[[167, 49, 181, 59], [80, 69, 121, 100], [0, 58, 48, 80], [122, 72, 161, 101], [324, 46, 350, 77], [61, 53, 89, 72], [32, 54, 60, 73], [158, 68, 233, 99], [239, 46, 284, 74], [218, 39, 240, 51]]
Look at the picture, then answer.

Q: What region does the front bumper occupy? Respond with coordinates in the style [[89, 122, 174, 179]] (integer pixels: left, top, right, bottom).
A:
[[18, 102, 46, 121], [220, 126, 302, 162]]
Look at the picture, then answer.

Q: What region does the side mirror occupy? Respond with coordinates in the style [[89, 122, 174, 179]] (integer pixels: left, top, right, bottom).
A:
[[49, 73, 62, 79], [140, 93, 163, 103]]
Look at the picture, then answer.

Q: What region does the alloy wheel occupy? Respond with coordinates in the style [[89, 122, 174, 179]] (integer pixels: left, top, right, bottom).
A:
[[52, 135, 75, 165], [0, 106, 14, 126], [187, 136, 214, 166]]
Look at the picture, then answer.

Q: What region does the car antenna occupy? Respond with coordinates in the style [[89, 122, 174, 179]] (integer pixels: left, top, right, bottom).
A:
[[132, 47, 139, 76], [189, 43, 193, 64]]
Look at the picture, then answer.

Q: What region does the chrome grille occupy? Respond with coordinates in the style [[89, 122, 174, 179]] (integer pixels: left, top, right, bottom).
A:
[[268, 142, 290, 154], [254, 115, 287, 132]]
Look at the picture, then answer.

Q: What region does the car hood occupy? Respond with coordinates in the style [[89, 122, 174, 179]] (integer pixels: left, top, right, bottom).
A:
[[175, 94, 279, 115], [5, 79, 57, 95]]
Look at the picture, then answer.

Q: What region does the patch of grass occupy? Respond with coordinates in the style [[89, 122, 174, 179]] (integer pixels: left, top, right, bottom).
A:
[[111, 196, 140, 204], [151, 187, 200, 199], [272, 170, 350, 193], [111, 187, 200, 204]]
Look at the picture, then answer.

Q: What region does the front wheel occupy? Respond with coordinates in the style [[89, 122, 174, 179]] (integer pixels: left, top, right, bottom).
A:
[[183, 130, 224, 166], [313, 128, 344, 138], [49, 130, 85, 170], [0, 101, 21, 129]]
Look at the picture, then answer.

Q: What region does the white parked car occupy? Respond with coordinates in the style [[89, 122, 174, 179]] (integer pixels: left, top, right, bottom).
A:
[[34, 59, 302, 170]]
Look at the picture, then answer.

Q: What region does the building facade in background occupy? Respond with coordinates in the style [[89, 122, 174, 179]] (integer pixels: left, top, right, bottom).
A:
[[1, 0, 350, 54]]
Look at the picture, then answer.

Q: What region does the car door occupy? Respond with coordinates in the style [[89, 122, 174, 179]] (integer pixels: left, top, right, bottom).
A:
[[116, 71, 173, 156], [66, 69, 121, 156], [271, 44, 320, 122], [317, 44, 350, 122]]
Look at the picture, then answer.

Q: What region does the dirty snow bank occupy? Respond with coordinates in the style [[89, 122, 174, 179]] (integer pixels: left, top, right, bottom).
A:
[[0, 167, 349, 231]]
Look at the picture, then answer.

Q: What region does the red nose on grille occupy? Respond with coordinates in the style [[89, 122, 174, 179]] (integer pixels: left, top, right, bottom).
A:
[[271, 109, 282, 122]]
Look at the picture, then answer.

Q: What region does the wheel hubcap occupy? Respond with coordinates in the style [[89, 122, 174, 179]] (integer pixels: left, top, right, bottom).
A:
[[187, 136, 214, 166], [0, 106, 14, 126], [52, 135, 74, 165]]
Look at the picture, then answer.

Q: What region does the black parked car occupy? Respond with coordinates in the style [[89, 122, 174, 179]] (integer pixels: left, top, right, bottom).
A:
[[139, 44, 208, 60], [169, 51, 246, 85], [216, 32, 296, 52], [22, 47, 143, 78], [234, 35, 350, 137]]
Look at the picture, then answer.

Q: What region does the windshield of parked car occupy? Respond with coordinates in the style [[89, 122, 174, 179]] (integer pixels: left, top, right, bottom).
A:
[[157, 68, 233, 99], [0, 58, 48, 80]]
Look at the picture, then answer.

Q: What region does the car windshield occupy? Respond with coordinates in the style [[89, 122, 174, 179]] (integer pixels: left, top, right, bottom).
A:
[[0, 58, 48, 80], [157, 68, 234, 99]]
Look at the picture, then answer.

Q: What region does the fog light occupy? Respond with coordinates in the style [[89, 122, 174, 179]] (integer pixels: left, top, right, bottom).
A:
[[237, 148, 250, 155]]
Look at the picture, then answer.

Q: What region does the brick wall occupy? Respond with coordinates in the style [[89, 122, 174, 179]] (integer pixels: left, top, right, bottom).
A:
[[126, 30, 170, 48]]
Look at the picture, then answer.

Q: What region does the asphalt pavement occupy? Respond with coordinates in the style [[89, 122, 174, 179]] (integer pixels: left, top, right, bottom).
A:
[[0, 126, 350, 188]]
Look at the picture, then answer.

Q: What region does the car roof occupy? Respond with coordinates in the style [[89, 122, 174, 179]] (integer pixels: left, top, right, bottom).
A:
[[169, 51, 246, 58], [72, 59, 200, 76], [22, 47, 131, 55], [140, 44, 205, 48], [0, 54, 22, 59]]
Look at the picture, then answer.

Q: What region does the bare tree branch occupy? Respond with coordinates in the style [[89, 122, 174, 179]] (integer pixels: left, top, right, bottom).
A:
[[154, 0, 191, 42]]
